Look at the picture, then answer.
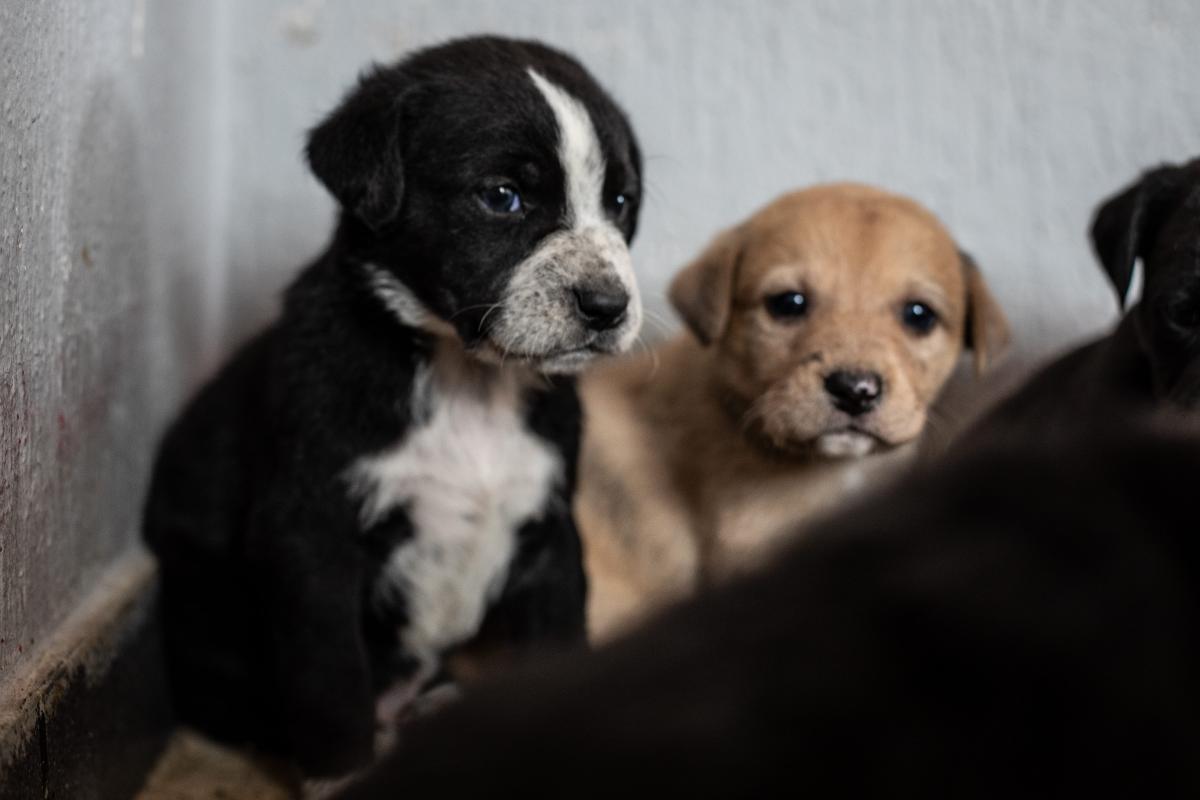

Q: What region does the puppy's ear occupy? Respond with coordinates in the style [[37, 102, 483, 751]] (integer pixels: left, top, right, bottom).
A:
[[960, 250, 1011, 375], [669, 226, 744, 346], [306, 67, 408, 233], [1090, 164, 1183, 309]]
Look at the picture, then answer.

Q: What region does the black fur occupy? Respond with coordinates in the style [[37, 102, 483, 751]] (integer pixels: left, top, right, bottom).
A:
[[963, 157, 1200, 438], [310, 38, 641, 347], [142, 36, 640, 776], [334, 417, 1200, 798]]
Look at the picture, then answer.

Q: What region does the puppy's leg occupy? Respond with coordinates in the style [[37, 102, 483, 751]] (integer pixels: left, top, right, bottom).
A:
[[582, 520, 650, 643], [248, 493, 377, 778]]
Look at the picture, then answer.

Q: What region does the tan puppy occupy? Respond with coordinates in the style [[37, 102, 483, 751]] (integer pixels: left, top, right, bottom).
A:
[[577, 183, 1010, 640]]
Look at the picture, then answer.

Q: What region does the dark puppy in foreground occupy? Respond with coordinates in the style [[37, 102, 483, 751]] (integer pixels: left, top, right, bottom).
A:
[[335, 415, 1200, 798], [967, 157, 1200, 437], [143, 36, 642, 775]]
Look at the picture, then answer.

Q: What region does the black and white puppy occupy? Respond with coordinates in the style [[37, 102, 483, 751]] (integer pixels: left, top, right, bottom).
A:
[[143, 36, 642, 776], [962, 156, 1200, 442]]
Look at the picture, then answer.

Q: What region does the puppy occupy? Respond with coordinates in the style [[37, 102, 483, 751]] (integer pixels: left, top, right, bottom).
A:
[[578, 184, 1009, 639], [962, 157, 1200, 441], [335, 416, 1200, 799], [142, 36, 642, 776]]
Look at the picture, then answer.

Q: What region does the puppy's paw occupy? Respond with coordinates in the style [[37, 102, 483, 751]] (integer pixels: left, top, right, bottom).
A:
[[372, 682, 463, 759], [403, 682, 462, 722], [301, 773, 362, 800], [289, 711, 375, 780]]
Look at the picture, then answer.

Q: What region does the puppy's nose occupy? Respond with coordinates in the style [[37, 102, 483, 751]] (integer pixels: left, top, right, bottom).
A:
[[572, 284, 629, 331], [824, 370, 883, 416]]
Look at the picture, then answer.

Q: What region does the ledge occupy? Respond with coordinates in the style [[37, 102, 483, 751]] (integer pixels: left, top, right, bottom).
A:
[[0, 549, 172, 799]]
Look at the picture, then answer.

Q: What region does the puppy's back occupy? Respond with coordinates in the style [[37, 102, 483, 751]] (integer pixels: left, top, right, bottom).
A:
[[142, 329, 277, 744]]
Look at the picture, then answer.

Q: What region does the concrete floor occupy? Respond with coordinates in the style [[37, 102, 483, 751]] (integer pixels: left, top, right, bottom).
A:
[[137, 730, 296, 800]]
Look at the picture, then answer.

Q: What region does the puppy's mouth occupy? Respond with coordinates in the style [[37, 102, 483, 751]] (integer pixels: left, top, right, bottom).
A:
[[773, 427, 892, 459], [740, 396, 898, 459], [473, 340, 618, 375], [812, 427, 889, 458], [533, 348, 607, 374]]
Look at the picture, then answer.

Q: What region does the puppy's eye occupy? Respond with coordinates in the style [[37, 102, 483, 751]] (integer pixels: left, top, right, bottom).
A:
[[1164, 285, 1200, 338], [765, 291, 808, 319], [478, 184, 523, 215], [900, 301, 938, 335], [608, 192, 630, 217]]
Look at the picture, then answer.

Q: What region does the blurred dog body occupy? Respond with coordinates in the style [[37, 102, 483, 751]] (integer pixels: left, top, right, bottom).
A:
[[336, 415, 1200, 799], [578, 184, 1010, 640]]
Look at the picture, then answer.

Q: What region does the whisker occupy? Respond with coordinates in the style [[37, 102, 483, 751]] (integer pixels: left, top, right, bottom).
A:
[[642, 306, 673, 324], [636, 334, 661, 380], [637, 311, 674, 341], [449, 302, 501, 321], [919, 405, 967, 454], [476, 302, 505, 333], [739, 394, 767, 435], [641, 307, 675, 331], [639, 317, 671, 338]]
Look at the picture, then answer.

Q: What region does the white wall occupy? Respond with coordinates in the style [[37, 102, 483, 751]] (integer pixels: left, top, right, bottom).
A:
[[223, 0, 1200, 364]]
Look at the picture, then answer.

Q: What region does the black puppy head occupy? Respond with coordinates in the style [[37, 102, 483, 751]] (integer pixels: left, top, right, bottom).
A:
[[306, 36, 643, 374], [1090, 158, 1200, 405]]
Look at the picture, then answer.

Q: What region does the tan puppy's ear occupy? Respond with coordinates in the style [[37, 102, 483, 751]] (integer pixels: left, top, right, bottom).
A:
[[959, 250, 1011, 374], [669, 226, 744, 346]]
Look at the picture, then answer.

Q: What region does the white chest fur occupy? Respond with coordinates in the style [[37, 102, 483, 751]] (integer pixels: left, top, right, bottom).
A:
[[347, 343, 563, 672]]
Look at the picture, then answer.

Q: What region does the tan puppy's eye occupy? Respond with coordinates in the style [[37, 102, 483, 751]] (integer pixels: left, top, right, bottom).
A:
[[765, 291, 809, 320], [900, 300, 938, 335]]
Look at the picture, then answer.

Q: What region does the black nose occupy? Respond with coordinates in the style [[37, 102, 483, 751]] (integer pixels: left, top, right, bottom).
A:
[[573, 285, 629, 331], [824, 370, 884, 416]]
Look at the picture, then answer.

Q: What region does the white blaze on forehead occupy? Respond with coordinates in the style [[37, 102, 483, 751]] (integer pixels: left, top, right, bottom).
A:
[[481, 68, 642, 365], [527, 68, 607, 229]]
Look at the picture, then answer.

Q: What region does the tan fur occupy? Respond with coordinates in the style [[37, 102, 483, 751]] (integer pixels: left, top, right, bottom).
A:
[[578, 184, 1010, 641]]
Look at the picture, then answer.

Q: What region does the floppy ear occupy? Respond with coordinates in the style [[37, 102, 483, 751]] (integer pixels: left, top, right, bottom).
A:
[[1090, 164, 1183, 309], [669, 226, 744, 346], [959, 250, 1011, 375], [306, 67, 408, 233]]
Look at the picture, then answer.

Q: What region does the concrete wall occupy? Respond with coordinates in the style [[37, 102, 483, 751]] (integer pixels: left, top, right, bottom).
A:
[[0, 0, 231, 679], [2, 0, 1198, 684]]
